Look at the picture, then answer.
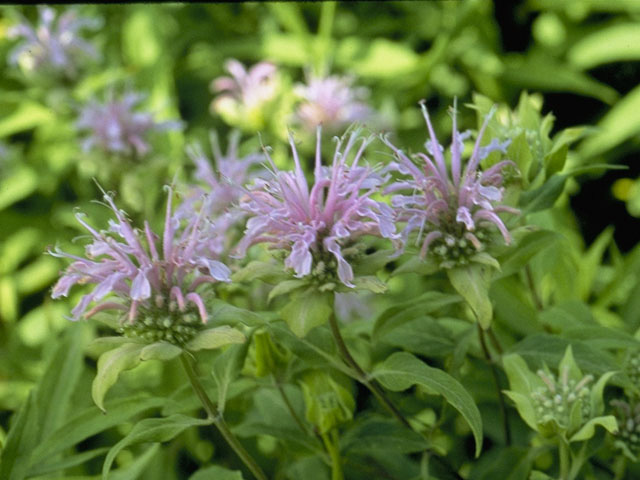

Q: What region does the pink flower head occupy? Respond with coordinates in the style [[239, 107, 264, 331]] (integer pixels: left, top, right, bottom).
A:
[[383, 100, 518, 264], [294, 74, 372, 132], [236, 128, 398, 287], [8, 6, 101, 77], [77, 91, 183, 157], [212, 59, 278, 111], [50, 188, 231, 328], [175, 130, 265, 257]]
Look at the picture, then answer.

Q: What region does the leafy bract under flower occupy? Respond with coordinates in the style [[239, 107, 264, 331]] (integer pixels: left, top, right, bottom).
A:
[[383, 100, 519, 267], [50, 188, 231, 332], [236, 128, 398, 287], [77, 91, 183, 157], [294, 73, 372, 133], [8, 6, 100, 77]]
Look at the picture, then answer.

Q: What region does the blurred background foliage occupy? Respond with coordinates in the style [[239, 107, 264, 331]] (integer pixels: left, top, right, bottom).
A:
[[1, 1, 640, 477]]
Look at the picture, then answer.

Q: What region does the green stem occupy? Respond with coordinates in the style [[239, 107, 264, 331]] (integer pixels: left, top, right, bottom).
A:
[[567, 442, 588, 480], [477, 324, 511, 446], [273, 375, 311, 435], [321, 429, 344, 480], [327, 312, 412, 430], [558, 439, 570, 480], [180, 354, 268, 480], [525, 265, 544, 311]]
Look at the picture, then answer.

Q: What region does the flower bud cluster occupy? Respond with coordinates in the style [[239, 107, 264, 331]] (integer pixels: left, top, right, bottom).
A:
[[118, 296, 202, 345], [611, 399, 640, 457], [430, 228, 489, 269], [531, 367, 593, 428]]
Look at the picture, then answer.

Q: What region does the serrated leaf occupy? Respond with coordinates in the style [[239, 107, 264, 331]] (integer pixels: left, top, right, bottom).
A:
[[447, 264, 493, 329], [374, 352, 483, 457], [268, 279, 308, 302], [187, 326, 245, 352], [189, 465, 245, 480], [92, 343, 146, 413], [280, 288, 332, 337], [103, 415, 213, 479]]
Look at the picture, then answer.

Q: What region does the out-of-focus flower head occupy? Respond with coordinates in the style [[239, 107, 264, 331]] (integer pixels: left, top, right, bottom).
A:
[[211, 59, 279, 131], [77, 91, 183, 158], [8, 6, 101, 77], [236, 128, 398, 287], [175, 130, 264, 258], [294, 73, 372, 133], [50, 188, 231, 344], [383, 100, 519, 268], [611, 398, 640, 461]]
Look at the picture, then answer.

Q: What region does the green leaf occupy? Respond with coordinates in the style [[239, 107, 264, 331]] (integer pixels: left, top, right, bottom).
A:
[[544, 143, 568, 176], [501, 54, 618, 104], [374, 352, 483, 457], [232, 261, 284, 283], [280, 288, 332, 337], [569, 415, 618, 443], [341, 417, 428, 455], [92, 343, 146, 413], [106, 443, 160, 480], [186, 326, 245, 352], [0, 168, 38, 211], [0, 102, 54, 138], [508, 334, 620, 378], [580, 83, 640, 157], [212, 339, 252, 414], [447, 264, 493, 329], [209, 299, 268, 327], [28, 447, 110, 476], [569, 23, 640, 69], [349, 39, 419, 79], [519, 174, 567, 213], [140, 342, 183, 361], [497, 229, 560, 278], [392, 255, 439, 276], [268, 279, 308, 302], [103, 415, 213, 479], [0, 391, 38, 480], [37, 325, 85, 439], [350, 275, 388, 293], [189, 465, 245, 480], [32, 395, 165, 462]]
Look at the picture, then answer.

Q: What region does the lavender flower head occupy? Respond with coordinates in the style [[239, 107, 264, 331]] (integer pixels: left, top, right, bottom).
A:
[[211, 59, 278, 128], [8, 6, 100, 77], [175, 130, 264, 257], [236, 128, 398, 287], [294, 74, 372, 132], [383, 101, 518, 267], [50, 189, 231, 343], [77, 91, 183, 157]]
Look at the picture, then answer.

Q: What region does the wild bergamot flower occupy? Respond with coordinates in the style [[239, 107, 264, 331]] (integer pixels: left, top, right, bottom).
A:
[[382, 100, 518, 268], [77, 91, 183, 158], [50, 188, 231, 345], [8, 6, 100, 77], [236, 128, 398, 288]]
